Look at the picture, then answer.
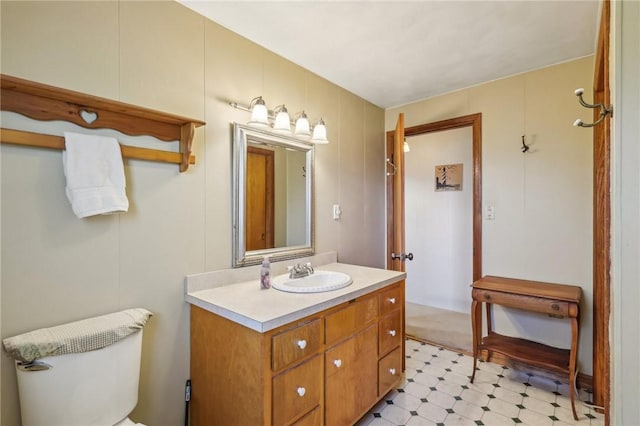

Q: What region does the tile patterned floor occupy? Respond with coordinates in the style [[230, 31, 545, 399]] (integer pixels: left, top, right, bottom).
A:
[[357, 339, 604, 426]]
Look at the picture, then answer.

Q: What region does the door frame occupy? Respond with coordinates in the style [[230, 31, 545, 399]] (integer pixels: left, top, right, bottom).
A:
[[591, 0, 611, 420], [246, 145, 275, 250], [386, 113, 482, 282]]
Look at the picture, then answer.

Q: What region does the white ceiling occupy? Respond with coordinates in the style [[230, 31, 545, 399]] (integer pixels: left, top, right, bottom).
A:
[[179, 1, 600, 109]]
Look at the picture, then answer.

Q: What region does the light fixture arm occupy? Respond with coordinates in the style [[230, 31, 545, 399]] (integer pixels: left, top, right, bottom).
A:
[[228, 101, 252, 114], [249, 96, 265, 109]]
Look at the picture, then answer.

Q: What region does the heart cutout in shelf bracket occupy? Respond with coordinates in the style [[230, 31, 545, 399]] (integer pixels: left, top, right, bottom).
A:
[[79, 109, 98, 124]]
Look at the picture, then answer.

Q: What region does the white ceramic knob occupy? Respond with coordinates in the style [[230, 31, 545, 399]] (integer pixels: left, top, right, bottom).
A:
[[388, 329, 396, 337], [297, 387, 306, 397], [297, 339, 307, 349], [334, 359, 342, 368], [389, 368, 396, 375], [388, 297, 396, 304]]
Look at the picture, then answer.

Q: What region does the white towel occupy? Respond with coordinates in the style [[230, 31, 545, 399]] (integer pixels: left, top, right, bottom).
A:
[[63, 131, 129, 218]]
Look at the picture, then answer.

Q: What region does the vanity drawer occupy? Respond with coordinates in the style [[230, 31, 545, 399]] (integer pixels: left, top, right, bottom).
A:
[[379, 309, 402, 356], [292, 406, 321, 426], [473, 289, 570, 317], [273, 355, 322, 426], [325, 295, 378, 345], [378, 346, 403, 396], [379, 283, 403, 316], [272, 319, 322, 371]]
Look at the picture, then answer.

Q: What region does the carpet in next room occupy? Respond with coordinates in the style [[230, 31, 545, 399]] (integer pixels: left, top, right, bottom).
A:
[[405, 302, 473, 354]]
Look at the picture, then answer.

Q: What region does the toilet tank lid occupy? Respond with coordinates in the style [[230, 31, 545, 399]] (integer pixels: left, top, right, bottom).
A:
[[2, 308, 153, 363]]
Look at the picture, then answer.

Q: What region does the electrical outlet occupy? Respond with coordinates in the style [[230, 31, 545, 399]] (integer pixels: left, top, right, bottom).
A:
[[485, 205, 495, 220]]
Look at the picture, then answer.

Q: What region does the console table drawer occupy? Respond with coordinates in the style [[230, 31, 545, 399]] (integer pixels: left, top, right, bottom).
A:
[[473, 289, 570, 317]]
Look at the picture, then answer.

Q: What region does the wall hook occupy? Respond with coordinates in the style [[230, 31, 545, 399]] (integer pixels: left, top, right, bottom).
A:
[[521, 135, 530, 153], [386, 158, 397, 176], [573, 88, 613, 128]]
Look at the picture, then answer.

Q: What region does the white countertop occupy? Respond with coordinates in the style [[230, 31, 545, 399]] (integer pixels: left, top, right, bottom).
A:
[[185, 261, 405, 333]]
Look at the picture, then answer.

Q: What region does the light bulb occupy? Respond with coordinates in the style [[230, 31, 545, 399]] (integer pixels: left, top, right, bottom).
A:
[[311, 119, 328, 144], [273, 105, 291, 134], [248, 97, 269, 127], [294, 112, 311, 136]]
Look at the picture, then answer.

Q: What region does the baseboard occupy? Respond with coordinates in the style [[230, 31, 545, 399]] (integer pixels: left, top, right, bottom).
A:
[[482, 350, 593, 391]]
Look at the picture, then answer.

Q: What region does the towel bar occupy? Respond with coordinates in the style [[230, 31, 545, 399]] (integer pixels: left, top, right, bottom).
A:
[[0, 74, 204, 171], [0, 128, 195, 166]]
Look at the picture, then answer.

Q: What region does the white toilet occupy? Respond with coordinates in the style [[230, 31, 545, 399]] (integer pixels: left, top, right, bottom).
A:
[[6, 309, 151, 426]]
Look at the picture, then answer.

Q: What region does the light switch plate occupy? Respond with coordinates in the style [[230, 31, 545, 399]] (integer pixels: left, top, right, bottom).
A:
[[332, 204, 341, 220]]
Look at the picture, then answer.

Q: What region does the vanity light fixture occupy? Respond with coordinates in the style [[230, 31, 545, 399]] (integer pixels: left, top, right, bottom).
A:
[[403, 138, 410, 153], [310, 118, 329, 144], [293, 111, 311, 136], [229, 96, 329, 144], [247, 96, 269, 127], [272, 105, 291, 133]]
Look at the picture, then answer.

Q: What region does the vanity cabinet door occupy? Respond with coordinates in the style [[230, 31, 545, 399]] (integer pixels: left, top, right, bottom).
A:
[[292, 406, 322, 426], [325, 324, 378, 425], [273, 355, 322, 426]]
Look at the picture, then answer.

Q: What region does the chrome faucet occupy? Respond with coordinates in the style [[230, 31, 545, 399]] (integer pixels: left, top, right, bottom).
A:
[[288, 262, 314, 279]]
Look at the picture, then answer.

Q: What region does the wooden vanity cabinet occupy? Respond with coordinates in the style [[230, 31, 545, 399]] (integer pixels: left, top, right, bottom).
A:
[[189, 280, 405, 425]]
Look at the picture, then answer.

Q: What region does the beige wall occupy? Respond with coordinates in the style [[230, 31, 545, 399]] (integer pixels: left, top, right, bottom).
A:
[[387, 57, 595, 374], [0, 2, 385, 425]]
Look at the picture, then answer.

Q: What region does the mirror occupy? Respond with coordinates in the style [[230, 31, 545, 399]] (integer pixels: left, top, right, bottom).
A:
[[232, 123, 314, 267]]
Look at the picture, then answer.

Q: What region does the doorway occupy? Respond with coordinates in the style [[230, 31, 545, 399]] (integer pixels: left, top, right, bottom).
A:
[[404, 128, 473, 310], [246, 145, 275, 251], [386, 113, 482, 351]]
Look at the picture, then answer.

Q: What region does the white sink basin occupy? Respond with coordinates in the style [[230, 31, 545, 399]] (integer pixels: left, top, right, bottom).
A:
[[272, 270, 353, 293]]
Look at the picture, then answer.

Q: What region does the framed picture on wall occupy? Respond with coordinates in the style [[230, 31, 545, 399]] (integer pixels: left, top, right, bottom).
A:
[[435, 163, 462, 191]]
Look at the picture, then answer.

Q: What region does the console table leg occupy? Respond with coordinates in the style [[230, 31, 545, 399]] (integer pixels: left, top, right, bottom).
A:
[[570, 315, 580, 420], [470, 299, 481, 383]]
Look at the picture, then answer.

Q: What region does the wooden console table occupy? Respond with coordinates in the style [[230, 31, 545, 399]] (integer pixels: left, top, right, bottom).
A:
[[470, 276, 582, 420]]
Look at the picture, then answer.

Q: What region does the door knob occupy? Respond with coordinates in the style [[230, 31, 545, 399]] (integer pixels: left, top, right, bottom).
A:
[[391, 252, 414, 261]]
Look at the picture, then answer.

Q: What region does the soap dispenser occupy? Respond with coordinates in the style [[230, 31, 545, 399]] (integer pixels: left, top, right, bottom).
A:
[[260, 256, 271, 290]]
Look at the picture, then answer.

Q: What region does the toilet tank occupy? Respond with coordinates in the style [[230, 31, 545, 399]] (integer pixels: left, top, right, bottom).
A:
[[15, 329, 143, 426]]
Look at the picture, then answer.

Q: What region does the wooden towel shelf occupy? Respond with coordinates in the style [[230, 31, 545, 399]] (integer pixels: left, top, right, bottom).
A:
[[0, 74, 205, 172]]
